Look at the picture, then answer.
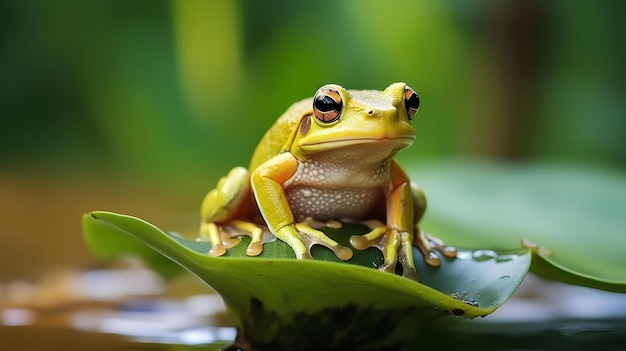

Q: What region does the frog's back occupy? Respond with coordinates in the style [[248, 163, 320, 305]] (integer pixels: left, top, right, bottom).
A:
[[249, 97, 312, 170]]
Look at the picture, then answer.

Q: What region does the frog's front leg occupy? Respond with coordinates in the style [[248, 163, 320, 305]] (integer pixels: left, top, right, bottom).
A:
[[350, 167, 418, 280], [200, 167, 267, 257], [251, 153, 353, 260]]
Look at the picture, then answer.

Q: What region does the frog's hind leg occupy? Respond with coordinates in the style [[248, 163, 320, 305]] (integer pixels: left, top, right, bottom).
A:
[[201, 167, 270, 257]]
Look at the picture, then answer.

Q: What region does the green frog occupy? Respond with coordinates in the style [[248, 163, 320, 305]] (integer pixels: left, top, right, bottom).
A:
[[200, 83, 455, 279]]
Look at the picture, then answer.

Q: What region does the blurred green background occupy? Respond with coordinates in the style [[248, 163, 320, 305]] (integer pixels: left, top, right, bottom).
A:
[[1, 0, 624, 282]]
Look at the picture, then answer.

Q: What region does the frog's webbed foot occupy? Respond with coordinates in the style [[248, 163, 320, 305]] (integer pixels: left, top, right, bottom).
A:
[[200, 220, 273, 257], [276, 221, 353, 261], [349, 220, 419, 281], [414, 229, 457, 267]]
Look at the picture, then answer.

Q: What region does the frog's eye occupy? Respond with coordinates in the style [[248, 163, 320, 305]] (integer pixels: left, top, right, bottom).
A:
[[313, 87, 343, 123], [404, 86, 419, 120]]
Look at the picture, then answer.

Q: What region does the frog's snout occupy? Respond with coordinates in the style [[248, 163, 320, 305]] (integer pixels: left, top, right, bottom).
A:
[[366, 107, 398, 121]]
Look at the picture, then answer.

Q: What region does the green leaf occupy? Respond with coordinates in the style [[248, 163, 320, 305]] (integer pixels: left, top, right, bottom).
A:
[[82, 213, 185, 279], [82, 211, 529, 349], [413, 160, 626, 292]]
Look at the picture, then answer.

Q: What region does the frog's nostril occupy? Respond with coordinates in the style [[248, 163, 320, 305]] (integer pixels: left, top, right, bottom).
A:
[[368, 110, 374, 115]]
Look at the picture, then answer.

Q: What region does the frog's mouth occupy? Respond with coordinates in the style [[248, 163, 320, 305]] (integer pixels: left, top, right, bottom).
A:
[[302, 136, 415, 149]]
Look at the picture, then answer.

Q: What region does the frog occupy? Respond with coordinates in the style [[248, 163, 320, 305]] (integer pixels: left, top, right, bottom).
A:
[[200, 82, 456, 280]]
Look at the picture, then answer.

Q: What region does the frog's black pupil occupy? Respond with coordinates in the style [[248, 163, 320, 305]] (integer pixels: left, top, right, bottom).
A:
[[407, 93, 419, 110], [315, 95, 339, 112]]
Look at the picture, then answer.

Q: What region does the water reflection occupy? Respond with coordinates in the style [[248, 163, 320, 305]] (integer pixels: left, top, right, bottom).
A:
[[2, 264, 626, 350], [0, 263, 235, 347], [80, 269, 165, 300], [72, 296, 235, 345], [488, 275, 626, 322], [1, 308, 34, 326]]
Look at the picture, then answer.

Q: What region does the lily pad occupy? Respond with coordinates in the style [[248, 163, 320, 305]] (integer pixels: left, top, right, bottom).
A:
[[413, 161, 626, 292], [83, 211, 530, 350]]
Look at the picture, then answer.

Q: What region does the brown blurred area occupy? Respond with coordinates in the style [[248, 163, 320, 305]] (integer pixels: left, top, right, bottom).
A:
[[0, 171, 197, 281]]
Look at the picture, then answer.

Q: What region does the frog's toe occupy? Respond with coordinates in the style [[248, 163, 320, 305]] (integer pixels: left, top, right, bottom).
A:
[[246, 240, 263, 256], [349, 225, 382, 250], [244, 227, 276, 256], [419, 248, 441, 267], [332, 245, 354, 261], [230, 220, 269, 257], [350, 226, 418, 280], [414, 230, 457, 267], [202, 222, 234, 257], [201, 221, 270, 257], [208, 243, 227, 257], [294, 223, 353, 261], [205, 230, 241, 257]]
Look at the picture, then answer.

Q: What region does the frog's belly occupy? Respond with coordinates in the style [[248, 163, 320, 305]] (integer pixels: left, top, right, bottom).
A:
[[286, 187, 382, 222]]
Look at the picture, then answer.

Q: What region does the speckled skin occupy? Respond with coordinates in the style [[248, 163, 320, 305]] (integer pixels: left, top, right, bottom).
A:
[[283, 150, 393, 222]]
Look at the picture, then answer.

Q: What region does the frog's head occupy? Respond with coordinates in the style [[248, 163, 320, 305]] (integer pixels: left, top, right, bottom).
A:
[[293, 83, 418, 159]]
